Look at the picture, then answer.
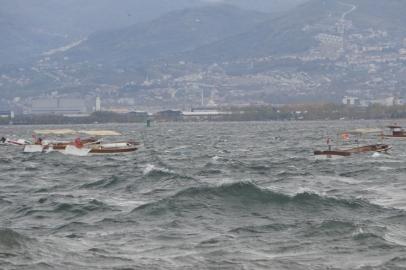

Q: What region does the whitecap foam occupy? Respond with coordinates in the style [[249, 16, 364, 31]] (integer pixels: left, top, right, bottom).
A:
[[294, 187, 327, 197], [377, 166, 393, 171], [352, 228, 364, 238], [143, 164, 175, 175], [174, 146, 188, 150]]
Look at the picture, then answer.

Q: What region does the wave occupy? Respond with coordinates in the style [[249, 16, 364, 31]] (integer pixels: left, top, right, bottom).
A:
[[129, 181, 390, 220], [0, 228, 30, 249], [79, 175, 125, 189], [143, 164, 176, 176], [142, 164, 194, 181], [52, 199, 112, 215]]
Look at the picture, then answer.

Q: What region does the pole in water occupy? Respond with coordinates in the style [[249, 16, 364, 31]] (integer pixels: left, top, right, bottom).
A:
[[146, 118, 151, 127]]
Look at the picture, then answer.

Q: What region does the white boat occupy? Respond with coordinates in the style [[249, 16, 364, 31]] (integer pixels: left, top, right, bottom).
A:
[[23, 129, 101, 153], [314, 128, 392, 160], [1, 137, 31, 146], [23, 130, 142, 155]]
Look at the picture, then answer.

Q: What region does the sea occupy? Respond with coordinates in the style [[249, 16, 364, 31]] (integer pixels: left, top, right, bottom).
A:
[[1, 120, 406, 270]]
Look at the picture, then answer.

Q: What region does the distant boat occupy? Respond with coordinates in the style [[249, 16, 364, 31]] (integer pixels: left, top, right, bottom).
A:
[[314, 128, 392, 160], [382, 125, 406, 138]]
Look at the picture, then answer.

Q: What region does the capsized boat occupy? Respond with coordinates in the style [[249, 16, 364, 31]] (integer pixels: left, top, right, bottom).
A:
[[382, 125, 406, 138], [1, 137, 31, 146], [314, 128, 392, 160]]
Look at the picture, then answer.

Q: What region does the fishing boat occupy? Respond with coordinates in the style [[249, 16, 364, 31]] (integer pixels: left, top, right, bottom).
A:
[[314, 128, 392, 160], [382, 125, 406, 138], [23, 129, 104, 153], [65, 141, 143, 156]]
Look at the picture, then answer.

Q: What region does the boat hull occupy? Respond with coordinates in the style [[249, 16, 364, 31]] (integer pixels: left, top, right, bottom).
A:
[[383, 135, 406, 138], [314, 154, 346, 160], [23, 145, 46, 153], [64, 142, 142, 156], [4, 138, 30, 146], [314, 144, 392, 160], [23, 138, 102, 153]]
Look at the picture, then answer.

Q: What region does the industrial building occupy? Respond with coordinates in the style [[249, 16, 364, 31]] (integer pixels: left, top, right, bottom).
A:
[[0, 105, 23, 117], [29, 98, 95, 115], [343, 97, 406, 107]]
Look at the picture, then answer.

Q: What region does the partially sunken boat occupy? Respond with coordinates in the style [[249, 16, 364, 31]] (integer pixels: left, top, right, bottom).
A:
[[382, 126, 406, 138], [64, 130, 143, 156], [65, 141, 143, 156], [314, 128, 392, 160]]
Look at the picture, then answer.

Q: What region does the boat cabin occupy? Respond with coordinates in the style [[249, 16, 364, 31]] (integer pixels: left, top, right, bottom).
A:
[[386, 126, 406, 137]]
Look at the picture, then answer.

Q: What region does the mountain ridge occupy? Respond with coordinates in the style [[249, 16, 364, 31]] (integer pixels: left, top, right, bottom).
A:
[[61, 4, 269, 65]]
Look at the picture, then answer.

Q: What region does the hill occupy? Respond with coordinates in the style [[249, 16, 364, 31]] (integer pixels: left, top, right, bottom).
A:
[[61, 4, 269, 65], [181, 0, 406, 63], [222, 0, 309, 13], [1, 0, 211, 39], [339, 0, 406, 37], [0, 9, 66, 64], [59, 1, 350, 65], [0, 0, 311, 65], [3, 0, 406, 99]]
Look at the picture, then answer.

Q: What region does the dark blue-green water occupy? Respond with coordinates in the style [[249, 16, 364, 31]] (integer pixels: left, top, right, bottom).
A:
[[1, 121, 406, 269]]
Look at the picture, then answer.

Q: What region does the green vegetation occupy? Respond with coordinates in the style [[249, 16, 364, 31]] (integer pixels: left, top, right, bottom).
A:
[[214, 103, 406, 121], [4, 103, 406, 125]]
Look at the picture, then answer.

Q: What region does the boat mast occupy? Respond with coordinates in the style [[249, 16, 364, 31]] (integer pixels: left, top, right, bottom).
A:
[[336, 133, 339, 150]]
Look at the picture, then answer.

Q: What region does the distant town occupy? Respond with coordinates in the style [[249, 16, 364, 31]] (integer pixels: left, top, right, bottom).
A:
[[2, 3, 406, 124]]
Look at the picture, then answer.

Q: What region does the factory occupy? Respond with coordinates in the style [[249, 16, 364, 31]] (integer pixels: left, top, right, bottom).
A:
[[29, 98, 99, 115], [343, 97, 406, 107]]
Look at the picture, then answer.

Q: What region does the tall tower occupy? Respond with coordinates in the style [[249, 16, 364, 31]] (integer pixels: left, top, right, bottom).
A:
[[96, 97, 101, 111]]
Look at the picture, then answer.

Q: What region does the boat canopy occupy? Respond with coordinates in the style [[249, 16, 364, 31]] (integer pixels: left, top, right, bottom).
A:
[[78, 130, 122, 136], [33, 129, 122, 136], [337, 128, 382, 135], [387, 125, 403, 129], [34, 129, 77, 135]]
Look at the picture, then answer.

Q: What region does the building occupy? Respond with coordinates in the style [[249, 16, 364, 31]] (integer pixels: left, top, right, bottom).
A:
[[342, 97, 360, 106], [0, 105, 23, 117], [126, 111, 149, 119], [155, 110, 182, 118], [362, 46, 383, 52], [95, 97, 101, 111], [30, 98, 94, 115], [343, 96, 406, 107]]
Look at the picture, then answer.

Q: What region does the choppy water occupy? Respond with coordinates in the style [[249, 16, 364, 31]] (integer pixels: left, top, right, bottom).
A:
[[2, 121, 406, 269]]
